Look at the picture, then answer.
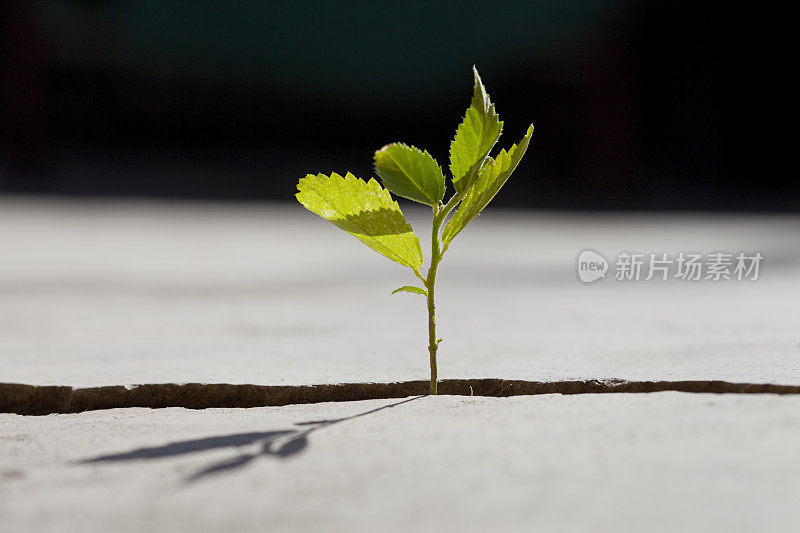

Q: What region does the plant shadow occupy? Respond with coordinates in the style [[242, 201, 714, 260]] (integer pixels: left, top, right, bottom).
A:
[[329, 206, 415, 236], [79, 395, 423, 483]]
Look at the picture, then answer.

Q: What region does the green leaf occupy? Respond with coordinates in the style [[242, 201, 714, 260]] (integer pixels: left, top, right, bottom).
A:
[[449, 66, 504, 195], [374, 143, 445, 205], [391, 285, 428, 297], [296, 172, 423, 270], [443, 125, 534, 244]]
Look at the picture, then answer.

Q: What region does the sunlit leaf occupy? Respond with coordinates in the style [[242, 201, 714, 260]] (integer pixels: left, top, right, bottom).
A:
[[374, 143, 445, 205], [449, 66, 503, 195], [296, 172, 423, 269], [391, 285, 428, 297], [443, 125, 534, 244]]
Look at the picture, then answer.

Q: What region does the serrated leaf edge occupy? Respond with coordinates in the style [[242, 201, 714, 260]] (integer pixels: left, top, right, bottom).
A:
[[443, 124, 534, 244], [374, 143, 445, 205], [391, 285, 428, 297], [448, 67, 504, 195], [296, 172, 423, 269]]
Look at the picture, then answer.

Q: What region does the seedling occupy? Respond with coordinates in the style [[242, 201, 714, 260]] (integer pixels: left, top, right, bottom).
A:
[[296, 67, 533, 394]]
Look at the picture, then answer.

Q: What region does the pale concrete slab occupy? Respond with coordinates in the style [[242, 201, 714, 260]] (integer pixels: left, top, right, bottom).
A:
[[2, 198, 799, 387], [2, 393, 800, 533]]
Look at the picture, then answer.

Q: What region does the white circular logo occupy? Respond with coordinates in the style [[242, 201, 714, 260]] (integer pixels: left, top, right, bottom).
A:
[[576, 249, 608, 283]]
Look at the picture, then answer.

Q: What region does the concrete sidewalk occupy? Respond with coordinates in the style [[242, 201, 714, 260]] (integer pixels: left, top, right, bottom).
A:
[[3, 394, 800, 533], [2, 198, 799, 532], [1, 198, 799, 387]]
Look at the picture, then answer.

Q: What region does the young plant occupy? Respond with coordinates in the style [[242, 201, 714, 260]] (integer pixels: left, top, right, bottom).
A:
[[296, 67, 533, 394]]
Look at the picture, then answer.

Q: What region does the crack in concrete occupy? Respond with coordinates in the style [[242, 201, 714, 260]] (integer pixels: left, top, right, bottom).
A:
[[3, 379, 800, 415]]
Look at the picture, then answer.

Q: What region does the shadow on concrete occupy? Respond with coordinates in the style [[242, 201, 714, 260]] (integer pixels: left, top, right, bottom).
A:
[[79, 395, 423, 482]]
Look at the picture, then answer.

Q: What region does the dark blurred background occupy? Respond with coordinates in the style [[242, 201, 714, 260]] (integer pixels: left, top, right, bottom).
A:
[[1, 1, 795, 210]]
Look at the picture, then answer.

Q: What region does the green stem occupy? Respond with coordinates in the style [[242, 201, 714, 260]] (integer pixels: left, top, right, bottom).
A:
[[424, 195, 460, 395], [426, 206, 441, 395]]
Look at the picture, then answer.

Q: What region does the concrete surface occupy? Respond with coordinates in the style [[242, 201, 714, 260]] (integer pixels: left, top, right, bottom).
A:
[[1, 198, 799, 387], [2, 393, 800, 533], [3, 198, 800, 532]]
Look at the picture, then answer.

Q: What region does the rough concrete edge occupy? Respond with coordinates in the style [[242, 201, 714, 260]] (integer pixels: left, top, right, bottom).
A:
[[2, 379, 800, 415]]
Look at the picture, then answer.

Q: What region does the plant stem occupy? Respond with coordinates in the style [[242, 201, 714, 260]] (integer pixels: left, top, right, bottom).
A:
[[426, 205, 442, 395], [425, 195, 461, 395]]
